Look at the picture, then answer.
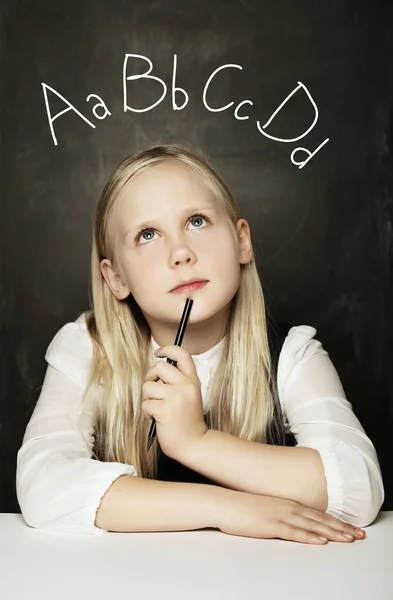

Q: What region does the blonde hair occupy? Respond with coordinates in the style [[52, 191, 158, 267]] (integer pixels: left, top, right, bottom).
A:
[[78, 143, 286, 480]]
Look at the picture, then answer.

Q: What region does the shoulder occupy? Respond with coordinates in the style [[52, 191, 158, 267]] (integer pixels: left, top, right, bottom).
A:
[[45, 311, 93, 389], [277, 324, 322, 397]]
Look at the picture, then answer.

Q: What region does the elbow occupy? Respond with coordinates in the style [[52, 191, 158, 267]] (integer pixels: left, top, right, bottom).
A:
[[354, 467, 385, 528], [16, 465, 50, 530], [314, 441, 386, 528], [336, 468, 385, 528], [16, 472, 98, 534], [350, 504, 383, 528], [355, 485, 385, 527], [16, 450, 136, 535], [17, 481, 44, 531], [16, 449, 49, 530], [16, 445, 57, 530]]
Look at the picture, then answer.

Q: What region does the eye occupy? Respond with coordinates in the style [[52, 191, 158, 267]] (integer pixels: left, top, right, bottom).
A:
[[135, 212, 212, 244]]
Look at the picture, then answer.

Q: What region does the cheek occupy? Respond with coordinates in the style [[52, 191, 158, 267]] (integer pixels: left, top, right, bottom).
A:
[[199, 229, 234, 255], [130, 258, 167, 298], [117, 252, 150, 295], [207, 235, 238, 268]]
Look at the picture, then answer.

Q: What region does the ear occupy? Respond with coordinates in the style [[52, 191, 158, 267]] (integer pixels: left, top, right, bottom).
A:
[[236, 219, 253, 264], [100, 259, 130, 300]]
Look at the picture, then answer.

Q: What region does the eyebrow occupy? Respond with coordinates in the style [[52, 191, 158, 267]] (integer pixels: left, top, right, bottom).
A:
[[123, 206, 217, 241]]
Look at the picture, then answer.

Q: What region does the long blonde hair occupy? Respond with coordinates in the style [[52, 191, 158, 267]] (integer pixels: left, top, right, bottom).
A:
[[78, 143, 286, 480]]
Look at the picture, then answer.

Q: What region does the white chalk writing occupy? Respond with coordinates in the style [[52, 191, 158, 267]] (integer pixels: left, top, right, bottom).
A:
[[42, 54, 330, 167]]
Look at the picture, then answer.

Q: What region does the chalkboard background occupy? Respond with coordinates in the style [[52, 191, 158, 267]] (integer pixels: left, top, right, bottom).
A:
[[1, 0, 392, 514]]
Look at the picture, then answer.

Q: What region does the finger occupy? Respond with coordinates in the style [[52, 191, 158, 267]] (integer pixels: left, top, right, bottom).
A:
[[288, 514, 357, 543], [300, 507, 365, 537], [143, 367, 164, 385], [154, 345, 197, 378], [142, 380, 170, 400], [142, 399, 163, 421], [279, 522, 328, 545], [144, 364, 162, 382], [146, 361, 190, 385]]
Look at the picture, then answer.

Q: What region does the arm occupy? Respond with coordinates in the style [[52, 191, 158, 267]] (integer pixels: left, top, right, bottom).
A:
[[177, 326, 385, 525], [16, 318, 139, 534], [16, 319, 227, 535], [177, 431, 328, 512], [17, 362, 227, 534], [280, 326, 384, 525], [95, 474, 223, 532], [16, 364, 137, 534]]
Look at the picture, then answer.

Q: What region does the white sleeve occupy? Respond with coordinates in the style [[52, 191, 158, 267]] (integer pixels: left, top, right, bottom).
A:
[[277, 325, 385, 528], [16, 317, 137, 535]]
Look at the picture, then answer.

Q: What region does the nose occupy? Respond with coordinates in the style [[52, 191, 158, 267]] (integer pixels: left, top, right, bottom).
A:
[[175, 257, 191, 266], [175, 257, 192, 265], [172, 245, 195, 266]]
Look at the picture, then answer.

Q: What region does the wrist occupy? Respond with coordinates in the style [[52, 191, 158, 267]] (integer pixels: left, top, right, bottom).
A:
[[204, 484, 235, 530], [170, 424, 209, 464]]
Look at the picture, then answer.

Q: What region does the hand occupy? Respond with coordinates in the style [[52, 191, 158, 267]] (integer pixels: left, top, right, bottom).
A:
[[142, 345, 208, 460], [216, 489, 366, 544]]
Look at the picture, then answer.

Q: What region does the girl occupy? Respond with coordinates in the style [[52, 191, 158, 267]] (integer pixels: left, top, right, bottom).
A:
[[16, 144, 383, 543]]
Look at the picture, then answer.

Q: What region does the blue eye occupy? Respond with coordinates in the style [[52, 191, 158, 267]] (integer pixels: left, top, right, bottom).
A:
[[135, 212, 212, 243]]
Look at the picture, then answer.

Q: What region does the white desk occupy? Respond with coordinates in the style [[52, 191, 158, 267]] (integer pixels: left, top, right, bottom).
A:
[[1, 512, 392, 600]]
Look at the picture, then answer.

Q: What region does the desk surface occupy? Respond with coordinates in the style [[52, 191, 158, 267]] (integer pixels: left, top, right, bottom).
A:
[[1, 512, 392, 600]]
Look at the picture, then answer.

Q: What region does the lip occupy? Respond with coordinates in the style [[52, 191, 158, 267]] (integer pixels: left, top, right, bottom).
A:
[[171, 280, 209, 293]]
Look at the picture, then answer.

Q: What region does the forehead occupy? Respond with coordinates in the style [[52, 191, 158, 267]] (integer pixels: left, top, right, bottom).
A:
[[112, 159, 220, 231], [121, 159, 213, 204]]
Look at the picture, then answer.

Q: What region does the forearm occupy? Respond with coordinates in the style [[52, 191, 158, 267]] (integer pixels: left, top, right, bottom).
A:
[[179, 430, 328, 512], [95, 474, 227, 532]]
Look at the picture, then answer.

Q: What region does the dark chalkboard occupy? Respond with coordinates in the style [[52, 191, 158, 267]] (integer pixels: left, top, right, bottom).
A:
[[1, 0, 392, 514]]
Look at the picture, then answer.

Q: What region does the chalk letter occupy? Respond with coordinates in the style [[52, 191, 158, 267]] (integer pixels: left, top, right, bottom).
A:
[[203, 64, 242, 112], [291, 138, 330, 169], [234, 100, 253, 120], [256, 81, 319, 142], [172, 54, 188, 110], [86, 94, 111, 120], [42, 82, 95, 146], [123, 54, 167, 112]]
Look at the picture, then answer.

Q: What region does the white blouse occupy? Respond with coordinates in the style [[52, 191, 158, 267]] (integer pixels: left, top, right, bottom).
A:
[[16, 312, 385, 535]]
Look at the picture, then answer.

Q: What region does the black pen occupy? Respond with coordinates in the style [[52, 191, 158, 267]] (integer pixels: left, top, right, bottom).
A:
[[146, 297, 194, 452]]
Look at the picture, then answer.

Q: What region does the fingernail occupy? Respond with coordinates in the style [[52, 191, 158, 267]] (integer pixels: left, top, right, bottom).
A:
[[354, 529, 365, 537]]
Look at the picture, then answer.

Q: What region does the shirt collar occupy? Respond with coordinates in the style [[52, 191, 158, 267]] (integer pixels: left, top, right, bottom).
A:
[[151, 334, 226, 369]]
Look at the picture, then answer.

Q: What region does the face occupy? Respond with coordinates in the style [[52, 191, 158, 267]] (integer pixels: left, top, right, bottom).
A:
[[100, 159, 253, 353]]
